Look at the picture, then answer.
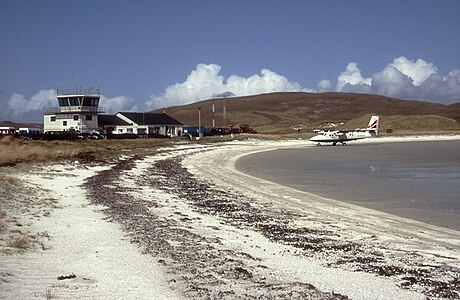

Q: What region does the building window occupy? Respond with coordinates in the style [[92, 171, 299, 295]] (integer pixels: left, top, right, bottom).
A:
[[127, 128, 133, 133], [73, 115, 79, 121], [86, 115, 92, 121], [50, 116, 56, 122], [63, 121, 67, 126]]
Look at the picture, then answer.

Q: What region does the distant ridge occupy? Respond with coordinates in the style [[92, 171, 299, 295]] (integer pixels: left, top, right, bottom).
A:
[[0, 120, 43, 129], [153, 92, 460, 133]]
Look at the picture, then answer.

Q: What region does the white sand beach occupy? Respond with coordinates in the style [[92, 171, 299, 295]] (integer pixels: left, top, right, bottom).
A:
[[1, 135, 459, 299]]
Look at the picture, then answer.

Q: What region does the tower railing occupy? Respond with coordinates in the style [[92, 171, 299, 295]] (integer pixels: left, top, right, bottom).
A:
[[57, 87, 101, 96], [43, 106, 106, 114]]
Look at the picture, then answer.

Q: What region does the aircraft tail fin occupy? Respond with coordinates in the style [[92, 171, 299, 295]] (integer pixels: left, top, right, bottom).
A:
[[367, 115, 379, 136]]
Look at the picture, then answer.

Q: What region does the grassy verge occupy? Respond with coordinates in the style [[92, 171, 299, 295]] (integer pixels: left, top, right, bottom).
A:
[[0, 137, 175, 166]]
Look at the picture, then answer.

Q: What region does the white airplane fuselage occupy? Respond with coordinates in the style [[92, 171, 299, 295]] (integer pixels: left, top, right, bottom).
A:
[[310, 130, 371, 145], [310, 115, 379, 146]]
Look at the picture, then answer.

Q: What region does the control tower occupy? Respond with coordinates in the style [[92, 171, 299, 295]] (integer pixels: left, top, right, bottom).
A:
[[43, 87, 105, 132]]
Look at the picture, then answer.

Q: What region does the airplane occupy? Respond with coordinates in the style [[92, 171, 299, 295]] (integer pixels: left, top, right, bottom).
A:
[[310, 115, 379, 146]]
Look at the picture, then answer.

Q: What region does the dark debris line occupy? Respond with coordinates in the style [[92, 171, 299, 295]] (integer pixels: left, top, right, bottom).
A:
[[85, 153, 459, 299], [151, 157, 460, 299], [84, 154, 349, 299]]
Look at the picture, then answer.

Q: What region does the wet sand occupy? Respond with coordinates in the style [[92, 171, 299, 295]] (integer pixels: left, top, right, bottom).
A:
[[236, 140, 460, 230]]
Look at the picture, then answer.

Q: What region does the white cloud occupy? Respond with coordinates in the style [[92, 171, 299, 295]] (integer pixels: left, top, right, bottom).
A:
[[389, 57, 437, 86], [0, 89, 57, 122], [7, 89, 57, 115], [336, 62, 372, 92], [371, 65, 415, 98], [100, 95, 138, 114], [317, 79, 332, 91], [331, 56, 460, 103], [3, 57, 459, 122], [0, 89, 139, 122], [145, 63, 307, 109]]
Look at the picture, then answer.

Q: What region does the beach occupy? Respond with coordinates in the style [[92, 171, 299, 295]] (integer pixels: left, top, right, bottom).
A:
[[1, 136, 459, 299]]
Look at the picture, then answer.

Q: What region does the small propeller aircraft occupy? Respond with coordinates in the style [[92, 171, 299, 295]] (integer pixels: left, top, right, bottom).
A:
[[310, 115, 379, 146]]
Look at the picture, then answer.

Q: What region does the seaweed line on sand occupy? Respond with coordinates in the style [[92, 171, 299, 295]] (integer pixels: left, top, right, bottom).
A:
[[84, 148, 459, 299]]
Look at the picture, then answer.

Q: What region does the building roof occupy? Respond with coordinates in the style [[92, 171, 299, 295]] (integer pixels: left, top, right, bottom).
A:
[[119, 112, 183, 126], [98, 114, 130, 126]]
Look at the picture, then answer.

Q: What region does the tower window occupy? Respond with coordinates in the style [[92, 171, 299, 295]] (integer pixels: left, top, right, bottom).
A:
[[69, 97, 80, 106], [82, 97, 99, 106], [51, 116, 56, 122], [73, 115, 79, 121], [58, 98, 68, 106]]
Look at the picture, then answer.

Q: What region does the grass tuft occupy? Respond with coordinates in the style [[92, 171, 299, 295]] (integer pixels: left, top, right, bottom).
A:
[[0, 218, 7, 231], [6, 235, 29, 249], [45, 286, 53, 299]]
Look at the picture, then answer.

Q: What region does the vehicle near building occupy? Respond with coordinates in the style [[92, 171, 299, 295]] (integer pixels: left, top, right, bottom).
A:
[[18, 127, 43, 139], [0, 127, 16, 136], [77, 131, 103, 140], [240, 124, 257, 134]]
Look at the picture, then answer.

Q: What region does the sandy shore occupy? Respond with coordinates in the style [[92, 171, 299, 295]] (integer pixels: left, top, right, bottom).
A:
[[1, 136, 459, 299]]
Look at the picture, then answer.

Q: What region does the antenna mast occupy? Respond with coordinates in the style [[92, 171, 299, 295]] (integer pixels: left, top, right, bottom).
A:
[[212, 95, 216, 128]]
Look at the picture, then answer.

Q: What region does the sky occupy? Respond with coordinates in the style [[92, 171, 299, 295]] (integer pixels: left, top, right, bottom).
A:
[[1, 0, 460, 122]]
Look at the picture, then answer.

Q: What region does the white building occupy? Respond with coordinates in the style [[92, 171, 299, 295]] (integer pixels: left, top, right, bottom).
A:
[[43, 87, 105, 132], [98, 112, 183, 137]]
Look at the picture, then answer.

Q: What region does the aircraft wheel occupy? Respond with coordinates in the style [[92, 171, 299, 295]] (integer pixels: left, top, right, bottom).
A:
[[316, 143, 321, 147], [332, 142, 337, 146], [342, 142, 347, 146]]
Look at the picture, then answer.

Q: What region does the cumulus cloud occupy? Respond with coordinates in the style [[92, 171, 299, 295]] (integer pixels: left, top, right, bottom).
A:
[[389, 57, 437, 86], [100, 95, 138, 114], [0, 89, 138, 122], [329, 56, 460, 103], [336, 62, 372, 92], [3, 57, 459, 122], [0, 89, 57, 122], [317, 79, 332, 92], [145, 63, 309, 109]]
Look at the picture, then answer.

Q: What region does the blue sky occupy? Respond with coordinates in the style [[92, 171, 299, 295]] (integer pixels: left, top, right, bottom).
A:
[[1, 0, 460, 122]]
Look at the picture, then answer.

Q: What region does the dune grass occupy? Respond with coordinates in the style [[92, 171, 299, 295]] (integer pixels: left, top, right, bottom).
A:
[[0, 136, 174, 166], [6, 235, 29, 249]]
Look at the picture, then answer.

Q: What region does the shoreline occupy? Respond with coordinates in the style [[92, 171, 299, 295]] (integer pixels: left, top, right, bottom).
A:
[[186, 137, 460, 242], [235, 138, 460, 231]]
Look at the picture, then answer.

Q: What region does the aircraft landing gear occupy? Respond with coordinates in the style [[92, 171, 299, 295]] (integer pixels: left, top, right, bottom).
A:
[[341, 142, 347, 146], [316, 143, 321, 147]]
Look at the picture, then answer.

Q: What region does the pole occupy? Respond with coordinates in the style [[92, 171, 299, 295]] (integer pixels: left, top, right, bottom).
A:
[[212, 97, 215, 128], [198, 107, 202, 139], [223, 97, 227, 127]]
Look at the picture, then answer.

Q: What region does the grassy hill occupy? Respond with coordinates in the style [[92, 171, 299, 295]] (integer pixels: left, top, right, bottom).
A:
[[0, 120, 43, 130], [153, 92, 460, 134]]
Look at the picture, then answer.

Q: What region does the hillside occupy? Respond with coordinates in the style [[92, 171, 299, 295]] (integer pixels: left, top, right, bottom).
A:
[[154, 92, 460, 134], [0, 120, 43, 129]]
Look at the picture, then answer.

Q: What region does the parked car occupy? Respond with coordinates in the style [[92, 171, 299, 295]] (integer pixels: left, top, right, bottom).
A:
[[77, 132, 103, 140]]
